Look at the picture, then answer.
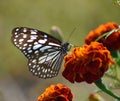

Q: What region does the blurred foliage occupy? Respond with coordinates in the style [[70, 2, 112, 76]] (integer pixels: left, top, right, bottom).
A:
[[113, 0, 120, 6], [0, 0, 120, 101]]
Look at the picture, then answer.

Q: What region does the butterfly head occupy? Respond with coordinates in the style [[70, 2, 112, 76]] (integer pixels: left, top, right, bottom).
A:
[[62, 42, 69, 50]]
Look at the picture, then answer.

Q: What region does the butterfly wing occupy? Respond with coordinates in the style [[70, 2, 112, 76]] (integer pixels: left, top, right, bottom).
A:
[[11, 27, 67, 78], [12, 27, 62, 59], [28, 49, 65, 78]]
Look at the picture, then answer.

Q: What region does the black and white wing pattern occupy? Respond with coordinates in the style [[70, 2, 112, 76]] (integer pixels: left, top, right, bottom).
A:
[[11, 27, 69, 78]]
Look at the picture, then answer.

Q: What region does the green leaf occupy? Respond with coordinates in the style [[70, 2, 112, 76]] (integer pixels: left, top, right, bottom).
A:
[[110, 50, 119, 58], [95, 79, 120, 100]]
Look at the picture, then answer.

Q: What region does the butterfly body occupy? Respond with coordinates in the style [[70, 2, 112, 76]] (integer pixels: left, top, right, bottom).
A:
[[11, 27, 69, 78]]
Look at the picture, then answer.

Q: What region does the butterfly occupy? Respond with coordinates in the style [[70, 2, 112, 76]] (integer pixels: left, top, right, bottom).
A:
[[11, 27, 70, 79]]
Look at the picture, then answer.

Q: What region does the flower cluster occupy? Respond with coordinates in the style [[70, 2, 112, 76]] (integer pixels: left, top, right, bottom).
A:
[[62, 42, 114, 83], [36, 22, 120, 100], [85, 22, 120, 50], [37, 84, 73, 101]]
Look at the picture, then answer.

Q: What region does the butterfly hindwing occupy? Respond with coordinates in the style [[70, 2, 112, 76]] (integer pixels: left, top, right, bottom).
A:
[[12, 27, 69, 78], [28, 49, 64, 78]]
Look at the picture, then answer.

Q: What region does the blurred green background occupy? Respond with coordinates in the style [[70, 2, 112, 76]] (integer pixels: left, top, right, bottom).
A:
[[0, 0, 120, 101]]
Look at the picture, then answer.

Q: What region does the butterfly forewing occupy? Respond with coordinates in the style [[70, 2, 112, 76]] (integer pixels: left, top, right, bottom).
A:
[[12, 27, 62, 59], [11, 27, 69, 78]]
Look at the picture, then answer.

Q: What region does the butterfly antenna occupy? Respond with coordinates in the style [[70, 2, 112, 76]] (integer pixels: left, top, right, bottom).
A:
[[67, 24, 81, 48], [67, 23, 81, 42], [67, 27, 77, 42]]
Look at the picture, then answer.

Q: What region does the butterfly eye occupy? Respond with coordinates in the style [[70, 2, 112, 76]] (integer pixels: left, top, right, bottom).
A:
[[11, 27, 70, 79]]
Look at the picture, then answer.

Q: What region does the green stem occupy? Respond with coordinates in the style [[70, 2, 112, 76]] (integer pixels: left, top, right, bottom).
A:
[[95, 29, 120, 42], [95, 79, 120, 100], [95, 33, 108, 42]]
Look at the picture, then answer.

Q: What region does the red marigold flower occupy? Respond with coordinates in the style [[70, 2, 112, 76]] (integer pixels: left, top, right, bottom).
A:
[[62, 42, 114, 84], [37, 84, 73, 101], [85, 22, 120, 50]]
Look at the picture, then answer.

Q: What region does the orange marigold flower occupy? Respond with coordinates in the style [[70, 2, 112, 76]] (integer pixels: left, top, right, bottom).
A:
[[62, 42, 114, 84], [37, 84, 73, 101], [85, 22, 120, 50]]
